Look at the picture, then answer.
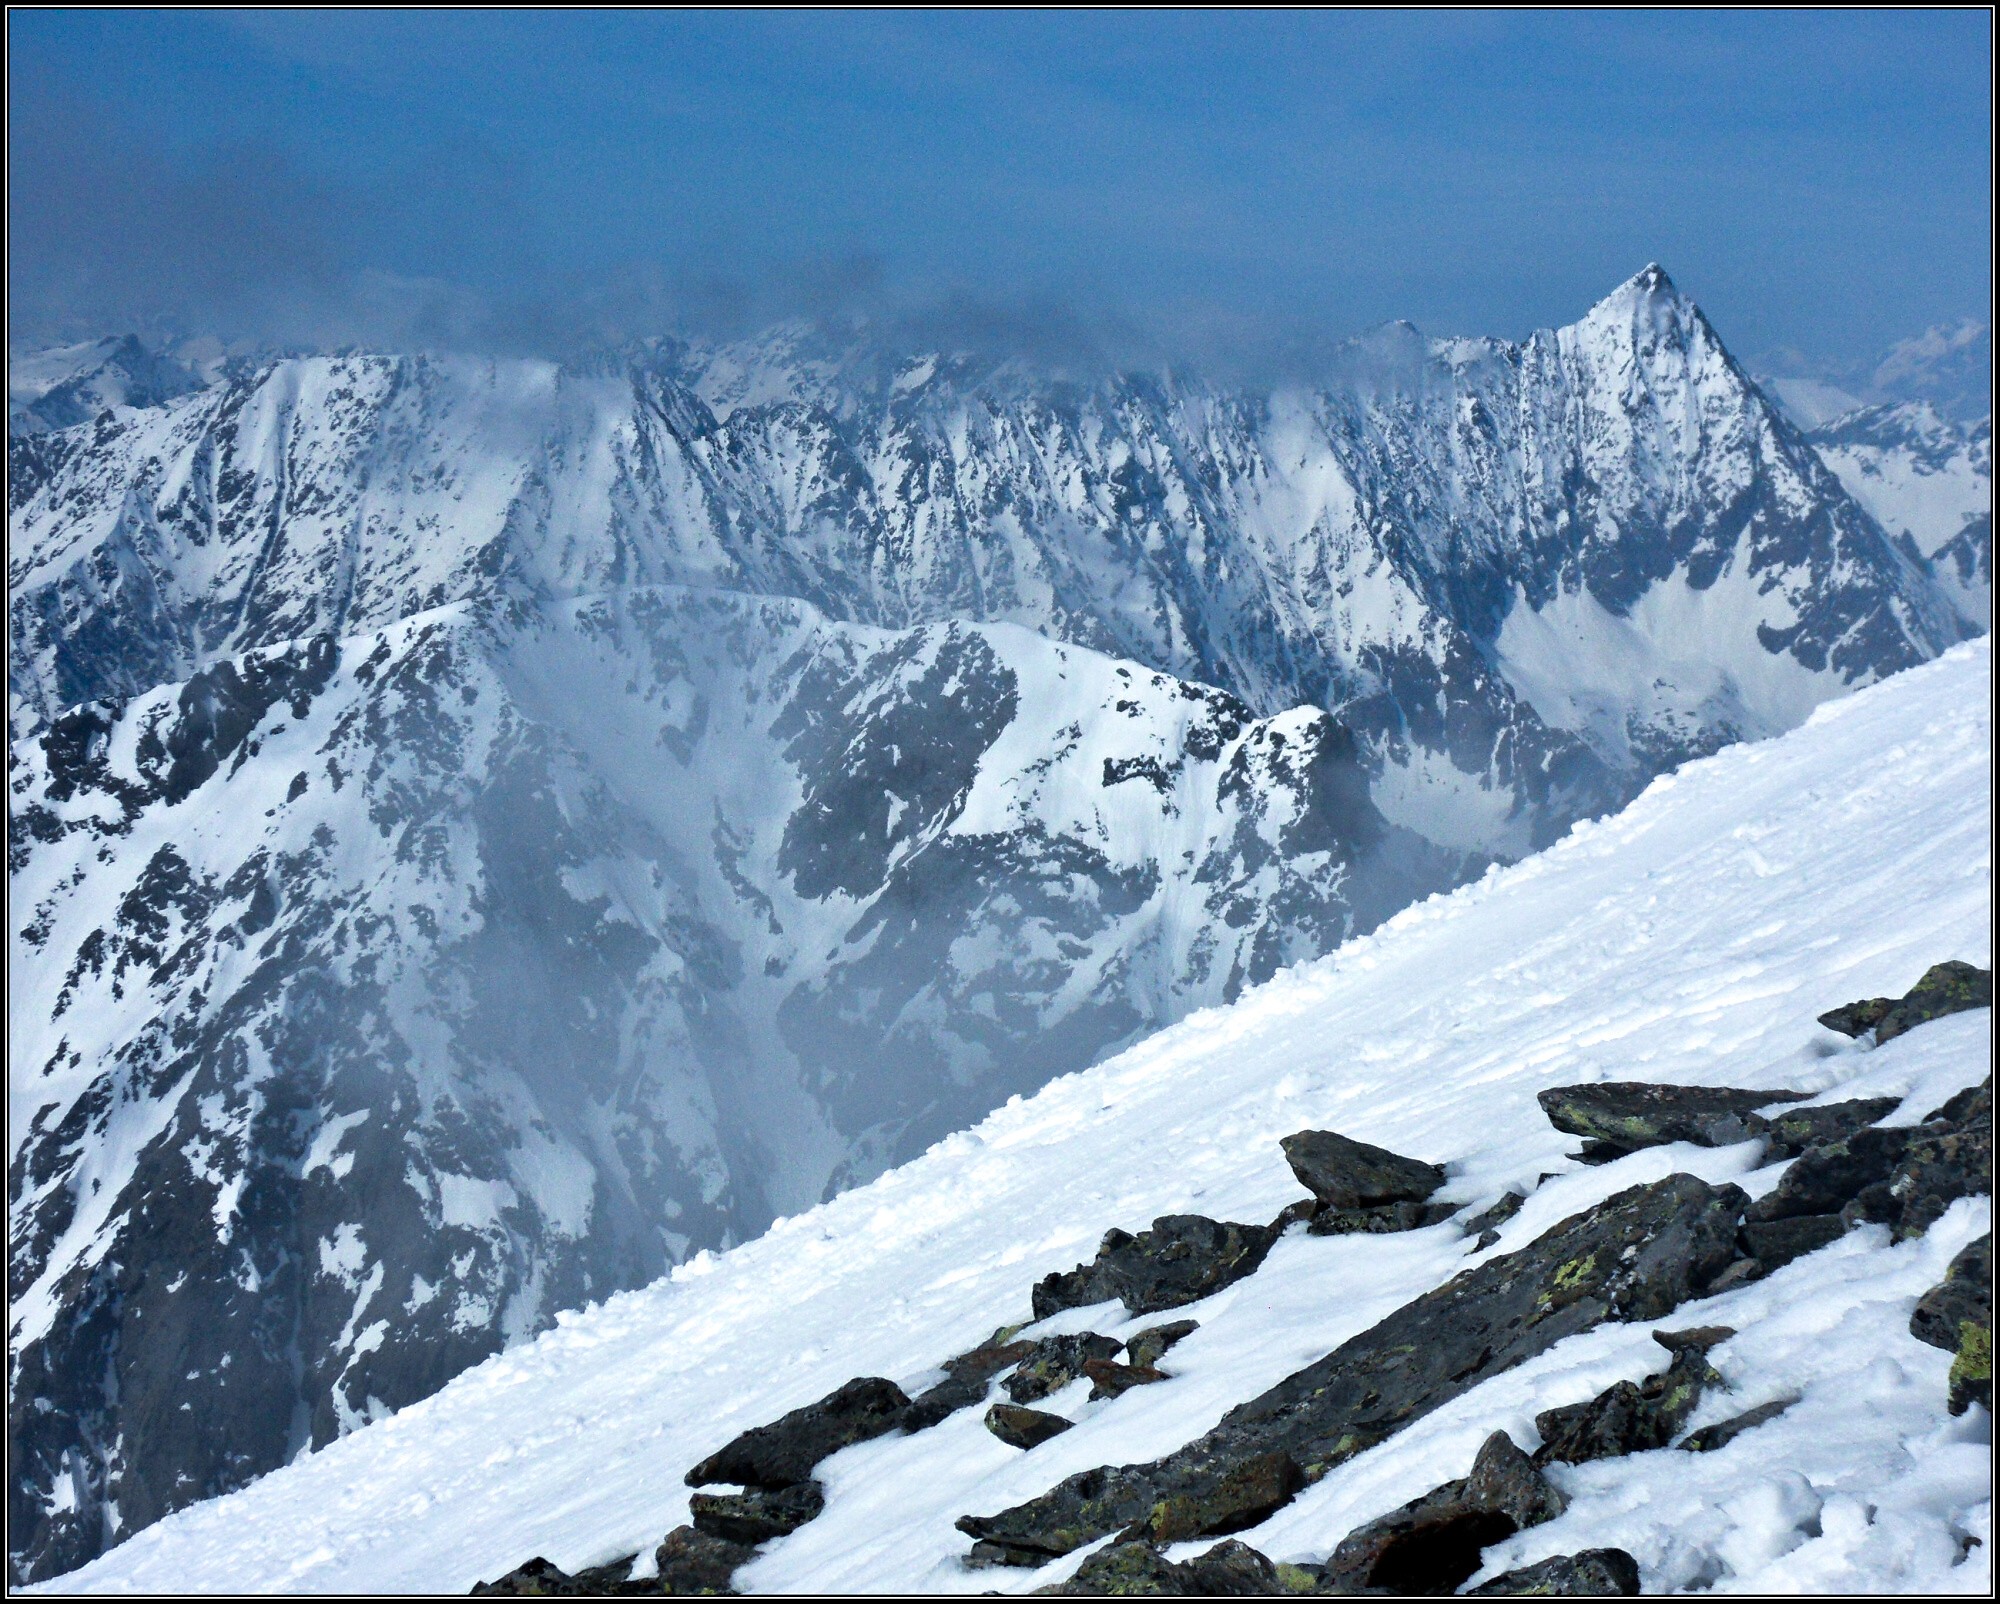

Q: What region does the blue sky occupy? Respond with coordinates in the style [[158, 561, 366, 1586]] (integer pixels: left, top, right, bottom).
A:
[[8, 9, 1992, 367]]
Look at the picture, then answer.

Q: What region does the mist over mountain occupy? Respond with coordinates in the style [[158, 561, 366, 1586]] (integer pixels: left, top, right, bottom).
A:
[[7, 263, 1990, 1584]]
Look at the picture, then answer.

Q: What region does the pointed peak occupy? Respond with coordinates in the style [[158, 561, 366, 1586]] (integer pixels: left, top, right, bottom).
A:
[[1631, 262, 1675, 295]]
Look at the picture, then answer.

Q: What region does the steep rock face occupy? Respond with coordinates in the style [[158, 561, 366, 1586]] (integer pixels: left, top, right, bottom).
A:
[[7, 588, 1455, 1581], [1805, 401, 1991, 630], [11, 269, 1971, 857]]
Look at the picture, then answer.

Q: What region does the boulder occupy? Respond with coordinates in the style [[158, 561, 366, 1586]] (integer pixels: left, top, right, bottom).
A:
[[1537, 1082, 1807, 1161], [1005, 1334, 1124, 1405], [1125, 1320, 1199, 1371], [1533, 1332, 1726, 1465], [957, 1174, 1747, 1564], [688, 1481, 824, 1545], [1738, 1213, 1846, 1270], [1279, 1130, 1446, 1210], [1818, 961, 1991, 1044], [1084, 1357, 1168, 1400], [470, 1555, 649, 1596], [902, 1339, 1036, 1430], [1319, 1432, 1566, 1595], [685, 1376, 910, 1489], [1185, 1539, 1320, 1596], [1465, 1189, 1530, 1250], [1747, 1098, 1901, 1160], [1678, 1397, 1795, 1453], [987, 1403, 1075, 1451], [1910, 1233, 1992, 1416], [1306, 1200, 1460, 1237], [652, 1526, 753, 1595], [1033, 1217, 1278, 1320], [1466, 1548, 1641, 1595], [1038, 1540, 1203, 1595]]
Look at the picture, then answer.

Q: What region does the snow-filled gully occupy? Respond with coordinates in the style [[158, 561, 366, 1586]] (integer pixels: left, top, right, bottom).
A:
[[41, 639, 1991, 1596]]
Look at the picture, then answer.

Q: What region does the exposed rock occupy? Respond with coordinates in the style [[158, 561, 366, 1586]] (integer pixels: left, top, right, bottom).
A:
[[1745, 1077, 1990, 1246], [1032, 1217, 1278, 1320], [1533, 1337, 1725, 1465], [1465, 1189, 1530, 1247], [1306, 1200, 1460, 1236], [1125, 1320, 1199, 1371], [1537, 1082, 1808, 1161], [1038, 1540, 1203, 1595], [1739, 1213, 1847, 1270], [471, 1554, 649, 1596], [1319, 1433, 1566, 1595], [957, 1174, 1747, 1564], [1005, 1335, 1125, 1405], [684, 1376, 911, 1489], [653, 1526, 753, 1595], [902, 1340, 1036, 1430], [1085, 1358, 1169, 1400], [1186, 1539, 1321, 1596], [1817, 961, 1992, 1044], [1911, 1234, 1992, 1416], [1279, 1130, 1446, 1210], [1747, 1098, 1901, 1160], [688, 1481, 825, 1545], [1678, 1397, 1796, 1453], [1466, 1548, 1642, 1595], [987, 1404, 1076, 1451]]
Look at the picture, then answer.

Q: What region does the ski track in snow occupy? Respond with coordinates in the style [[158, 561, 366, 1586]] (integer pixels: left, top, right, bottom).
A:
[[35, 638, 1992, 1596]]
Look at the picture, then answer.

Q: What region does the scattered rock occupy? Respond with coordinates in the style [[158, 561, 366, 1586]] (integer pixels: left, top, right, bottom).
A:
[[1464, 1189, 1529, 1247], [958, 1174, 1747, 1563], [1005, 1334, 1124, 1405], [903, 1339, 1036, 1430], [987, 1404, 1075, 1451], [1678, 1397, 1796, 1453], [653, 1526, 753, 1595], [1306, 1199, 1460, 1236], [1817, 961, 1992, 1044], [1747, 1098, 1901, 1160], [1739, 1213, 1846, 1270], [1466, 1547, 1642, 1595], [1084, 1357, 1168, 1400], [1320, 1432, 1566, 1595], [1533, 1336, 1724, 1466], [688, 1482, 824, 1545], [1911, 1234, 1992, 1416], [1033, 1217, 1278, 1320], [1185, 1539, 1320, 1596], [685, 1376, 911, 1489], [1125, 1320, 1199, 1371], [1279, 1130, 1446, 1209], [1537, 1082, 1808, 1161], [1038, 1540, 1202, 1595], [470, 1554, 649, 1596]]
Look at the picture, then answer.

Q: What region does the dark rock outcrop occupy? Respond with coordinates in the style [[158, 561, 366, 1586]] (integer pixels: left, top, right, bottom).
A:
[[688, 1482, 825, 1545], [471, 1554, 649, 1596], [958, 1173, 1747, 1564], [1749, 1098, 1902, 1160], [1306, 1199, 1460, 1237], [1911, 1233, 1992, 1416], [1465, 1547, 1642, 1596], [1678, 1397, 1795, 1453], [1085, 1357, 1169, 1400], [1037, 1537, 1319, 1597], [685, 1376, 911, 1490], [1742, 1077, 1990, 1252], [653, 1526, 754, 1595], [1532, 1329, 1728, 1465], [1817, 961, 1991, 1044], [1005, 1334, 1126, 1405], [1125, 1320, 1199, 1371], [1319, 1432, 1566, 1596], [1032, 1217, 1278, 1320], [902, 1338, 1036, 1430], [1537, 1082, 1808, 1162], [1279, 1130, 1446, 1210], [988, 1404, 1076, 1451], [1466, 1189, 1530, 1250]]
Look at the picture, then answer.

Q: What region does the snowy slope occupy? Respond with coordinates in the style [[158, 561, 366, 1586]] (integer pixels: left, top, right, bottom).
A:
[[41, 635, 1990, 1597]]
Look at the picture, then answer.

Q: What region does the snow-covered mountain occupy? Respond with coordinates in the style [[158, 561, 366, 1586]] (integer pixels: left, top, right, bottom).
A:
[[7, 265, 1987, 1583], [32, 631, 1989, 1599], [1804, 403, 1990, 631]]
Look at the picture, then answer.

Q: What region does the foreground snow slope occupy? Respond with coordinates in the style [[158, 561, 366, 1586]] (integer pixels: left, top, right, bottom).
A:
[[47, 638, 1991, 1595]]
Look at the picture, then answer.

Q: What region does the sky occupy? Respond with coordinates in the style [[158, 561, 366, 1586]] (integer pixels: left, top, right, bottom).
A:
[[7, 9, 1993, 373]]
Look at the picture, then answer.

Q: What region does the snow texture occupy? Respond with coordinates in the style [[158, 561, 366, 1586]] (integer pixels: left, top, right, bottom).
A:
[[35, 634, 1990, 1597]]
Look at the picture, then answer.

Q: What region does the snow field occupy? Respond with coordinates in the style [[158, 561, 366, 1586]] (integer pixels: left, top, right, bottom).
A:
[[37, 637, 1991, 1595]]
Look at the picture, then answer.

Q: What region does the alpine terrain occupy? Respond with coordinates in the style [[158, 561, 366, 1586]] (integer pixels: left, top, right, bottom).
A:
[[7, 265, 1990, 1584]]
